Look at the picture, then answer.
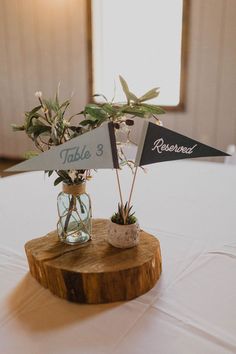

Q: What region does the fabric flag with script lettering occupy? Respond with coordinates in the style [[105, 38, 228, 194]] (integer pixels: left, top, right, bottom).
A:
[[135, 121, 229, 167], [7, 122, 119, 172]]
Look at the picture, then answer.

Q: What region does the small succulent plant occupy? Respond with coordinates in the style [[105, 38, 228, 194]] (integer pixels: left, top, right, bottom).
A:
[[111, 202, 137, 225]]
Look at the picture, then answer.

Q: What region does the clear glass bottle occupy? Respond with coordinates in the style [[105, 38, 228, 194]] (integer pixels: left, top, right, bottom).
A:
[[57, 183, 92, 245]]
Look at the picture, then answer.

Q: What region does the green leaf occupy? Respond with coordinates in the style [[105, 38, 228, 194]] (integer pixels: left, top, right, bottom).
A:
[[127, 91, 138, 102], [119, 75, 131, 102], [119, 75, 129, 93], [47, 170, 54, 177], [43, 98, 59, 113], [28, 124, 51, 135], [138, 88, 160, 102], [32, 127, 51, 143], [141, 103, 165, 114], [85, 103, 101, 109], [119, 76, 139, 103], [54, 176, 64, 186], [57, 170, 70, 179], [25, 108, 42, 130], [52, 100, 60, 112], [30, 104, 42, 113], [59, 99, 70, 110], [42, 98, 51, 109], [24, 151, 39, 159], [55, 82, 60, 106], [101, 103, 117, 115], [32, 118, 47, 127], [84, 104, 107, 120], [122, 106, 147, 118], [95, 116, 108, 127], [11, 124, 25, 131], [79, 119, 98, 126]]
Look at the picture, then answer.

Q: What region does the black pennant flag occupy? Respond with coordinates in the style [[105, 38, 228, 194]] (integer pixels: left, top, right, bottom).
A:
[[135, 121, 229, 167]]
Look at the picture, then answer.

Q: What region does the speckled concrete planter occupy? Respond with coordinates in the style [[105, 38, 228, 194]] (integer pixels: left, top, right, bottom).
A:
[[107, 221, 140, 248]]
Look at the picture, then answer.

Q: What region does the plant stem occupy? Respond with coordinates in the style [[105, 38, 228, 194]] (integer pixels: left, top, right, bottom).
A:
[[115, 169, 126, 222], [77, 195, 85, 213], [38, 97, 51, 124], [64, 195, 76, 233]]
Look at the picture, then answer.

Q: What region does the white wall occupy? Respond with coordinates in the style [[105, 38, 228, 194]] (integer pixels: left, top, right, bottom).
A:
[[164, 0, 236, 158], [0, 0, 235, 158], [0, 0, 88, 158]]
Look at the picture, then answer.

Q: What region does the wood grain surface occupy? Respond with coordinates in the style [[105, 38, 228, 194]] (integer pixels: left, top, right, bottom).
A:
[[25, 219, 162, 304]]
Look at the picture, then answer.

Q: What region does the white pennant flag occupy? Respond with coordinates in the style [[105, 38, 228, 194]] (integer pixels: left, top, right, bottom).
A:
[[7, 122, 119, 172]]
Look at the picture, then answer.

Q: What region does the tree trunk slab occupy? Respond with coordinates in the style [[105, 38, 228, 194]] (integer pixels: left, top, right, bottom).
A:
[[25, 219, 162, 304]]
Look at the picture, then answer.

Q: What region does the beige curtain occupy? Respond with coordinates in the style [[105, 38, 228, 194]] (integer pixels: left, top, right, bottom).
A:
[[0, 0, 88, 158]]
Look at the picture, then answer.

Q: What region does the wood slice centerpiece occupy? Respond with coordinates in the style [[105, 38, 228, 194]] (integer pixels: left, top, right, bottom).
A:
[[25, 219, 162, 304]]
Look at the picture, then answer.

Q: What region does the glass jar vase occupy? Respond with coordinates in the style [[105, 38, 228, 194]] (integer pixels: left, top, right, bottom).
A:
[[57, 183, 92, 245]]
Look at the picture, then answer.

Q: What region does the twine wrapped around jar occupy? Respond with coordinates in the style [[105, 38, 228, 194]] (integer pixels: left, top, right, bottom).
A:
[[63, 183, 86, 196]]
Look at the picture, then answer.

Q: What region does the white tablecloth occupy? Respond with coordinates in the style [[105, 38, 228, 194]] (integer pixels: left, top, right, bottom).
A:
[[0, 160, 236, 354]]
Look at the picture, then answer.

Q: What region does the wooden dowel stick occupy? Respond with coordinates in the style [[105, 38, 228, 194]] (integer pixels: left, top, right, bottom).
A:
[[124, 166, 138, 224], [115, 169, 125, 220]]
